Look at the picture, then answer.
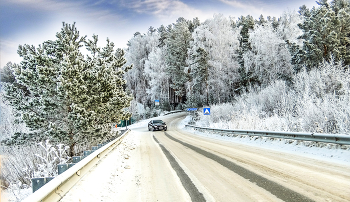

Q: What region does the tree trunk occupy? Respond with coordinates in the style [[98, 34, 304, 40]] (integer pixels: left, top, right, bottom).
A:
[[69, 142, 76, 157], [69, 133, 76, 157]]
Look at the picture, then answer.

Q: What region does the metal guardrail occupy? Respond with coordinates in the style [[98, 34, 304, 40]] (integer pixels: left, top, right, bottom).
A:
[[164, 110, 184, 115], [22, 129, 131, 202], [185, 125, 350, 145]]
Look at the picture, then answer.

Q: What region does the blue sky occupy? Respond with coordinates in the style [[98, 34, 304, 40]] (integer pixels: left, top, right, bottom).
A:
[[0, 0, 317, 68]]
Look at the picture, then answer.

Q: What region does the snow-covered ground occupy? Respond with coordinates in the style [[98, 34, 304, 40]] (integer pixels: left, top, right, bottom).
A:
[[59, 131, 139, 202], [8, 113, 350, 201], [180, 115, 350, 166]]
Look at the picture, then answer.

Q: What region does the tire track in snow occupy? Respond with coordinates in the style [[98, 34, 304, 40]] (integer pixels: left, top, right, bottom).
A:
[[153, 135, 206, 202], [164, 132, 314, 202]]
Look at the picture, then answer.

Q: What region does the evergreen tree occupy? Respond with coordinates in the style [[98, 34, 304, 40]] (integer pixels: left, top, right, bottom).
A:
[[2, 23, 132, 156], [236, 15, 257, 92], [267, 16, 279, 29], [292, 0, 350, 71], [188, 47, 209, 106], [165, 18, 192, 100], [157, 25, 168, 47], [188, 17, 201, 33], [256, 14, 267, 25], [148, 26, 156, 34]]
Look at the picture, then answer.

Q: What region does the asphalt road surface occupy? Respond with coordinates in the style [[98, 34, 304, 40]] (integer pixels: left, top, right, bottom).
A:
[[60, 113, 350, 202]]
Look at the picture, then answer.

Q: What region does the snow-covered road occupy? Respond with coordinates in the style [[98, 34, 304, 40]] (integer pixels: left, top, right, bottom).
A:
[[59, 114, 191, 202], [59, 112, 350, 202]]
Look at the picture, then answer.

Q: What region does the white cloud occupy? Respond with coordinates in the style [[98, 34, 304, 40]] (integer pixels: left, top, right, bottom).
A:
[[218, 0, 250, 8], [122, 0, 212, 23], [218, 0, 273, 17], [0, 39, 22, 67]]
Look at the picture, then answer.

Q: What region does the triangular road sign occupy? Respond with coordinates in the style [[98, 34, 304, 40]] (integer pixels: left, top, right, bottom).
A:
[[204, 108, 210, 115]]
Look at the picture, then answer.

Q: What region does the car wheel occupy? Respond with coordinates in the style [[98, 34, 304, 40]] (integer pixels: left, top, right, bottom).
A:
[[148, 127, 150, 131], [164, 128, 167, 131]]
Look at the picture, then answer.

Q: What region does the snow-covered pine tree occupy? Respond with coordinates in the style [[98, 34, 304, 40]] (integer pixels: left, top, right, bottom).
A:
[[292, 0, 350, 71], [165, 17, 192, 101], [236, 15, 258, 92], [157, 25, 168, 48], [1, 62, 31, 141], [187, 47, 209, 106], [2, 23, 132, 156], [255, 14, 267, 25]]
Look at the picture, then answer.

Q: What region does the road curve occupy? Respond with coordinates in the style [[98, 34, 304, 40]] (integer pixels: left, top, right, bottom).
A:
[[153, 113, 350, 202], [60, 113, 350, 202]]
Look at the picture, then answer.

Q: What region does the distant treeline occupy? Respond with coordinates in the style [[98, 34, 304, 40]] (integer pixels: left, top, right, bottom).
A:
[[123, 0, 350, 108]]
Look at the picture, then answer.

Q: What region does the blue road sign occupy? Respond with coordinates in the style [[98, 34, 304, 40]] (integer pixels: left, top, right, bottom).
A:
[[155, 100, 159, 102], [203, 108, 210, 115], [187, 108, 197, 111]]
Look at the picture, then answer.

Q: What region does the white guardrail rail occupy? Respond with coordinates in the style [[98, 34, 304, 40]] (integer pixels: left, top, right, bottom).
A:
[[163, 110, 184, 115], [23, 129, 131, 202], [185, 125, 350, 145]]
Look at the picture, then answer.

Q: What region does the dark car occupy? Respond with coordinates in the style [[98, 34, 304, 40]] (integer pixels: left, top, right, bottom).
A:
[[148, 120, 167, 131]]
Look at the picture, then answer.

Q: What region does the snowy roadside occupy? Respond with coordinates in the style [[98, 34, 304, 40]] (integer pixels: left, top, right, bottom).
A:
[[179, 115, 350, 166], [3, 132, 138, 202], [59, 131, 139, 202], [11, 112, 185, 202]]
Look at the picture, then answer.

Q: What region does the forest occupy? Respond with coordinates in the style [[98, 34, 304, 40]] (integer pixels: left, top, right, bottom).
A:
[[124, 0, 350, 134], [0, 0, 349, 200]]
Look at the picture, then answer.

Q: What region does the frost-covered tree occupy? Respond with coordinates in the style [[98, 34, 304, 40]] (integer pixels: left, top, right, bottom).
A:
[[157, 25, 168, 48], [124, 29, 159, 107], [255, 14, 267, 25], [144, 46, 170, 104], [165, 18, 192, 100], [2, 23, 132, 156], [1, 62, 31, 149], [1, 62, 16, 83], [243, 22, 294, 87], [186, 47, 209, 106], [277, 10, 304, 46], [292, 0, 350, 71], [236, 15, 257, 92], [187, 14, 240, 105]]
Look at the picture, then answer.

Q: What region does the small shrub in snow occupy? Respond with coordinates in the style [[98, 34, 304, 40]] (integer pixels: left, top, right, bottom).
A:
[[1, 140, 70, 198]]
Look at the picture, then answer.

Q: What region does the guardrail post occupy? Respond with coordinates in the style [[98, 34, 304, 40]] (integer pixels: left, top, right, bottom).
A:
[[58, 164, 68, 175], [31, 177, 54, 193], [92, 146, 98, 152], [72, 156, 82, 163], [83, 150, 92, 158]]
